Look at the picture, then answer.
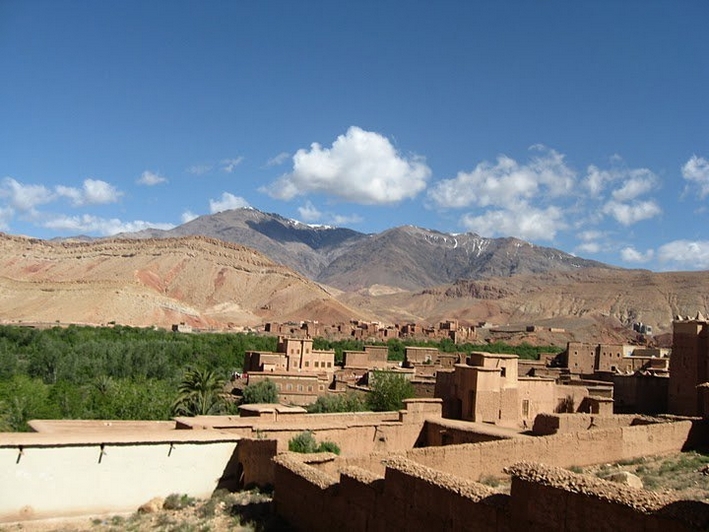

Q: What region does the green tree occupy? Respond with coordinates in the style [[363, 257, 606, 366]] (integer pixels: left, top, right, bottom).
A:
[[367, 371, 415, 412], [172, 368, 228, 416], [306, 392, 366, 413], [241, 379, 278, 404]]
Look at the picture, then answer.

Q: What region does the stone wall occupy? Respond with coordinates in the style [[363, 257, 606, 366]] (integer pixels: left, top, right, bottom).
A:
[[273, 454, 709, 531]]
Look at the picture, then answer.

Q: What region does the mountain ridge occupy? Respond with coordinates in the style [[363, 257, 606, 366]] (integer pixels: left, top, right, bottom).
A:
[[119, 208, 613, 292]]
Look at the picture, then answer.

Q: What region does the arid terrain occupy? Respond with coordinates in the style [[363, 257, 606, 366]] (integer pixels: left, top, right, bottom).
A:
[[1, 231, 708, 343]]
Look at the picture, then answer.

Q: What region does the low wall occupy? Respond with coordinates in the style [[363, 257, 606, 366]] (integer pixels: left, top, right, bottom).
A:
[[507, 462, 709, 531], [531, 413, 654, 435], [273, 453, 510, 532], [0, 432, 240, 523], [273, 454, 709, 531], [318, 418, 695, 480]]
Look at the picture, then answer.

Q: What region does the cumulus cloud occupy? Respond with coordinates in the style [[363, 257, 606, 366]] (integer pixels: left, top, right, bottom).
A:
[[0, 177, 53, 211], [682, 155, 709, 198], [296, 201, 363, 227], [181, 210, 199, 224], [266, 152, 290, 167], [459, 204, 565, 240], [610, 170, 657, 202], [657, 240, 709, 270], [298, 201, 322, 222], [576, 242, 601, 254], [429, 147, 574, 210], [56, 179, 122, 206], [263, 126, 431, 204], [620, 246, 654, 263], [602, 199, 661, 225], [221, 157, 244, 173], [209, 192, 251, 213], [42, 214, 174, 236], [137, 171, 167, 186]]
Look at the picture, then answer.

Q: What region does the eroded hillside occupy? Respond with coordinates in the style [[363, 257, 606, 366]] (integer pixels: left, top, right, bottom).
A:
[[0, 234, 368, 329]]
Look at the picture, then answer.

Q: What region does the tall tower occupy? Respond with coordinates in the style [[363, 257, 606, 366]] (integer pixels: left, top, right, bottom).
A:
[[668, 312, 709, 416]]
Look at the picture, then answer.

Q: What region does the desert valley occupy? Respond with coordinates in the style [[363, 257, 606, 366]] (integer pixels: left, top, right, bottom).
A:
[[1, 208, 708, 346]]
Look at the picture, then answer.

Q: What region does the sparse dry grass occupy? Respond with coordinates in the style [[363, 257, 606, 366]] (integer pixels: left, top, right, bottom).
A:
[[571, 451, 709, 501], [0, 488, 287, 532]]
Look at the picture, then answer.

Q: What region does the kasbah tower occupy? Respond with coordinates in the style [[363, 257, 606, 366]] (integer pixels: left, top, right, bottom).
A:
[[669, 311, 709, 416]]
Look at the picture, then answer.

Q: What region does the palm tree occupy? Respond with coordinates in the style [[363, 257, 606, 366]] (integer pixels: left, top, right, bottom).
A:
[[172, 368, 227, 416]]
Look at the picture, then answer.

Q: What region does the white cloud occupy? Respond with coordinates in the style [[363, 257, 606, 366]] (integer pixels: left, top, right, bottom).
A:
[[181, 210, 199, 224], [576, 242, 601, 254], [137, 171, 168, 186], [186, 164, 213, 175], [577, 230, 604, 242], [657, 240, 709, 270], [56, 179, 122, 206], [298, 201, 322, 222], [682, 155, 709, 198], [610, 170, 657, 202], [266, 152, 290, 167], [0, 177, 53, 211], [0, 205, 13, 230], [209, 192, 251, 213], [459, 204, 565, 240], [330, 213, 362, 225], [263, 126, 431, 204], [42, 214, 174, 236], [602, 199, 661, 225], [428, 147, 574, 210], [620, 246, 654, 263], [583, 166, 612, 198], [221, 157, 244, 173]]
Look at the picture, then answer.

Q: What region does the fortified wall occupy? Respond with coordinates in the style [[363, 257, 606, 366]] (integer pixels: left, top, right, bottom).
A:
[[273, 449, 709, 531]]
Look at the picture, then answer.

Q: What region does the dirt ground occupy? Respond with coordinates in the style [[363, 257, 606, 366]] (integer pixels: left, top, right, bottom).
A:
[[0, 489, 287, 532]]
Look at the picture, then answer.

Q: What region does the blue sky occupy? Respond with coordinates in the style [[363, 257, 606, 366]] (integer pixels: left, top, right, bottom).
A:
[[1, 1, 708, 271]]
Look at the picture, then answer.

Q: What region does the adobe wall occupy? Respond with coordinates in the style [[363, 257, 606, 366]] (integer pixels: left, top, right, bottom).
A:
[[0, 434, 240, 522], [323, 418, 694, 481], [507, 462, 709, 532], [273, 453, 709, 531], [405, 419, 693, 482], [531, 413, 645, 435], [273, 453, 511, 532]]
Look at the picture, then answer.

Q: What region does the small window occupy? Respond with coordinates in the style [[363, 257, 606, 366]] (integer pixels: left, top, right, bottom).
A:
[[304, 361, 309, 367], [286, 384, 293, 391], [327, 362, 331, 368], [314, 361, 319, 368], [522, 399, 530, 417], [500, 367, 506, 378], [307, 385, 313, 392], [297, 385, 303, 391]]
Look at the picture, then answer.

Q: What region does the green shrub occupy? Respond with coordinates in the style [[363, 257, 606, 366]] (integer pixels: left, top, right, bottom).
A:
[[288, 431, 318, 453], [288, 431, 340, 455], [241, 379, 278, 404], [316, 440, 341, 455], [163, 493, 196, 511]]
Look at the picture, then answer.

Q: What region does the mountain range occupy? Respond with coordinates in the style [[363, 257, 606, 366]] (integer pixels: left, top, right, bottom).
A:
[[0, 207, 706, 343], [127, 208, 611, 292]]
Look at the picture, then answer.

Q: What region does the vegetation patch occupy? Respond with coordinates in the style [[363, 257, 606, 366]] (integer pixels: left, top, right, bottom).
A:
[[288, 431, 341, 455]]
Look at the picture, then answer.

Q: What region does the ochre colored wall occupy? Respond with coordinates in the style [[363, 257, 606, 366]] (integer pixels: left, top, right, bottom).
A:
[[273, 454, 709, 532]]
